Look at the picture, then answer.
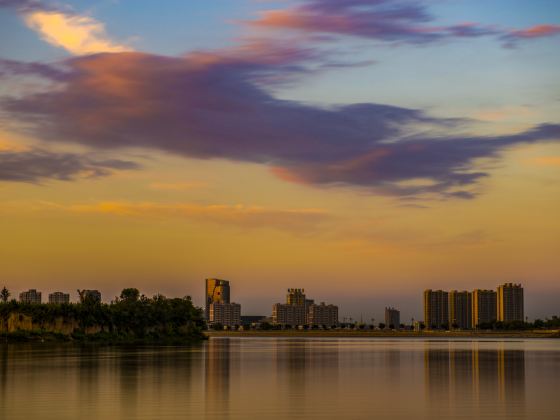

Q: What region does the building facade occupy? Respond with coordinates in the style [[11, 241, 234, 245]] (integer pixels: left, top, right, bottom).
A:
[[497, 283, 524, 322], [307, 303, 338, 327], [205, 278, 230, 320], [209, 302, 241, 327], [472, 289, 497, 327], [272, 303, 307, 327], [424, 290, 449, 329], [19, 289, 41, 304], [449, 290, 472, 329], [48, 292, 70, 304], [384, 307, 400, 329]]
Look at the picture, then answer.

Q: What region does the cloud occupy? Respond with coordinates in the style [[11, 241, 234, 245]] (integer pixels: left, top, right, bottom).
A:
[[0, 149, 140, 183], [0, 0, 130, 55], [2, 51, 560, 198], [66, 201, 330, 231], [247, 0, 560, 47], [529, 156, 560, 167]]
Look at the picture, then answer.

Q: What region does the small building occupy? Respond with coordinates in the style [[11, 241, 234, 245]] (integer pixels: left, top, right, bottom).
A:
[[19, 289, 42, 304], [49, 292, 70, 304]]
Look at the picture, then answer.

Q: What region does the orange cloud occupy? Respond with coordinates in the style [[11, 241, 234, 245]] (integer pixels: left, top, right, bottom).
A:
[[511, 24, 560, 38], [23, 11, 130, 55], [67, 201, 330, 231]]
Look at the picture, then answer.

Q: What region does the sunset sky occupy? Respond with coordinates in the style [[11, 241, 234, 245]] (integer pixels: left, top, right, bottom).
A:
[[1, 0, 559, 321]]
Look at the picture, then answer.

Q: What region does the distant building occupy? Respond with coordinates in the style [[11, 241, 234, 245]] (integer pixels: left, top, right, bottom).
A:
[[209, 302, 241, 327], [424, 290, 449, 329], [19, 289, 41, 304], [385, 307, 400, 329], [78, 289, 102, 303], [48, 292, 70, 304], [472, 289, 497, 327], [449, 291, 472, 329], [307, 303, 338, 327], [272, 303, 307, 327], [497, 283, 524, 322], [205, 278, 230, 321]]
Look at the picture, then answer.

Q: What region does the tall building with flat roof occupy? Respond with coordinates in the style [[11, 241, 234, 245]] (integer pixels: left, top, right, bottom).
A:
[[449, 291, 472, 329], [49, 292, 70, 304], [205, 279, 230, 320], [424, 290, 449, 329], [209, 302, 241, 327], [19, 289, 41, 304], [472, 289, 497, 327], [497, 283, 524, 322], [385, 307, 400, 329]]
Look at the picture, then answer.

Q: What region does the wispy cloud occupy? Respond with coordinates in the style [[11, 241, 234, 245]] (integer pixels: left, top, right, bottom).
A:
[[0, 149, 140, 183], [246, 0, 560, 47], [66, 201, 330, 231]]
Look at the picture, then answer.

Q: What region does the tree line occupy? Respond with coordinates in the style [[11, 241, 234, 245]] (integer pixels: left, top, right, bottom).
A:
[[0, 287, 205, 342]]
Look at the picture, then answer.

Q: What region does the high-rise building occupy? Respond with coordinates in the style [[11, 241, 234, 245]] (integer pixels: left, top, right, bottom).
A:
[[385, 307, 400, 329], [449, 291, 472, 329], [19, 289, 41, 304], [205, 278, 230, 320], [472, 289, 497, 327], [49, 292, 70, 304], [307, 303, 338, 327], [424, 290, 449, 329], [209, 302, 241, 327], [497, 283, 524, 322]]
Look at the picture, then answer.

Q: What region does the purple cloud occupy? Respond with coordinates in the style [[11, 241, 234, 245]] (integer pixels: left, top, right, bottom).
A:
[[0, 149, 140, 183], [2, 50, 559, 199], [247, 0, 560, 46]]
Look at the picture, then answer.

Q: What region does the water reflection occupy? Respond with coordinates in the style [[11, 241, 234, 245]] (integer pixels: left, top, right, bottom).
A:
[[425, 345, 525, 417]]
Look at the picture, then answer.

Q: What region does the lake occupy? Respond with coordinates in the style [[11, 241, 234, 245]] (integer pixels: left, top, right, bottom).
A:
[[1, 338, 559, 419]]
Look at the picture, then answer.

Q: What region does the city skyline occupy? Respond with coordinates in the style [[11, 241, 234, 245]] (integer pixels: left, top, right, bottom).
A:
[[3, 280, 539, 325], [0, 0, 559, 321]]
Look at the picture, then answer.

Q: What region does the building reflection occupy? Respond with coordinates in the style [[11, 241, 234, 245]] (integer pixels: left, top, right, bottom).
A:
[[425, 345, 525, 415], [204, 338, 232, 418]]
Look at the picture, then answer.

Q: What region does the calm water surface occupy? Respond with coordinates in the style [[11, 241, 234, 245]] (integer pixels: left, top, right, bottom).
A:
[[1, 338, 559, 419]]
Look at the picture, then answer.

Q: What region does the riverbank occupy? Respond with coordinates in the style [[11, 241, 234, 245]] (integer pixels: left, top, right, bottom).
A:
[[0, 330, 207, 344], [205, 329, 560, 339]]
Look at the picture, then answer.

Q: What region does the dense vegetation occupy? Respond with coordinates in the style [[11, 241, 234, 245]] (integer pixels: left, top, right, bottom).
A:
[[0, 288, 206, 343]]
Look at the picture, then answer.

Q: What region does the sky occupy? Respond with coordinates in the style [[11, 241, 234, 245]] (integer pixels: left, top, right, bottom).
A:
[[0, 0, 559, 322]]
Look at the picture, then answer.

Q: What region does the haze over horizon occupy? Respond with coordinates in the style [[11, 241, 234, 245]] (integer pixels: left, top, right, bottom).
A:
[[1, 0, 559, 321]]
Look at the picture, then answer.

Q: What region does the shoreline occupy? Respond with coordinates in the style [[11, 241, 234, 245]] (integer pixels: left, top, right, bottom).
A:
[[205, 330, 560, 339]]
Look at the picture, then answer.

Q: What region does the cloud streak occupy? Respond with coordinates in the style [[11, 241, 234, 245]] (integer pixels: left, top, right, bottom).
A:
[[247, 0, 560, 47], [67, 201, 330, 231], [0, 149, 140, 183]]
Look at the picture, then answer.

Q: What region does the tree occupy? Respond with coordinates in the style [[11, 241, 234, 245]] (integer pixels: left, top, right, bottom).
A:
[[1, 287, 10, 303], [378, 323, 386, 330], [120, 288, 140, 302]]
